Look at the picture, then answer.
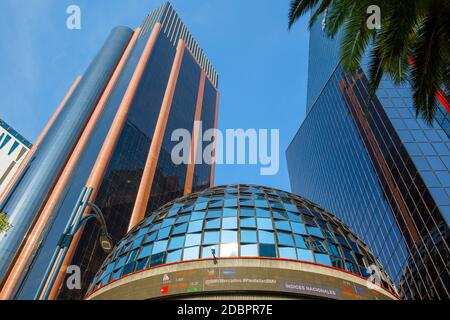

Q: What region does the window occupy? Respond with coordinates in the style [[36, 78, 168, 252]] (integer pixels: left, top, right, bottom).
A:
[[157, 227, 171, 240], [190, 211, 205, 221], [220, 243, 238, 257], [188, 220, 203, 233], [185, 234, 202, 247], [297, 249, 314, 262], [259, 244, 276, 257], [172, 223, 188, 235], [223, 208, 237, 217], [222, 217, 238, 229], [310, 239, 327, 253], [240, 217, 256, 228], [257, 218, 273, 230], [205, 218, 221, 229], [224, 199, 238, 207], [258, 230, 275, 244], [203, 231, 220, 245], [221, 230, 237, 243], [166, 250, 182, 263], [240, 230, 257, 243], [307, 226, 323, 238], [315, 253, 332, 266], [161, 218, 175, 228], [291, 222, 307, 234], [153, 241, 168, 254], [150, 252, 165, 266], [279, 247, 297, 259], [168, 236, 185, 250], [138, 244, 153, 259], [183, 246, 200, 260], [256, 208, 271, 218], [240, 208, 254, 216], [275, 220, 291, 231], [277, 232, 294, 246], [294, 235, 308, 249], [241, 244, 258, 256]]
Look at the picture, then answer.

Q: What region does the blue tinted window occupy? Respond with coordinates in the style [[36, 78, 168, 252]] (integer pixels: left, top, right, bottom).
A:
[[259, 244, 276, 257], [240, 230, 257, 243]]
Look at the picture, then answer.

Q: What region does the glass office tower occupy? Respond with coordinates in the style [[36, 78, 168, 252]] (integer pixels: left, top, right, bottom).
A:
[[0, 2, 219, 300], [286, 14, 449, 299]]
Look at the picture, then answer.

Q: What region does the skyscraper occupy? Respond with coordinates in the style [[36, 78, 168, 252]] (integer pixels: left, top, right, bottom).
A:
[[0, 2, 219, 300], [0, 119, 31, 195], [286, 14, 449, 299]]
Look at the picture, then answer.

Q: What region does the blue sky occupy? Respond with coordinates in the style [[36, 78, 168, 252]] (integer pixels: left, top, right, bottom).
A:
[[0, 0, 310, 192]]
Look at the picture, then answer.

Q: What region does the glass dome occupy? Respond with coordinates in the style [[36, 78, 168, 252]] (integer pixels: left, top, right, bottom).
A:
[[88, 185, 396, 293]]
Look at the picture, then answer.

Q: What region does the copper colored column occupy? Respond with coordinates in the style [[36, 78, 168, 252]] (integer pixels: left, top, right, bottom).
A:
[[210, 91, 220, 188], [46, 24, 161, 300], [127, 39, 186, 232], [184, 71, 206, 195], [0, 77, 81, 205], [0, 29, 140, 300]]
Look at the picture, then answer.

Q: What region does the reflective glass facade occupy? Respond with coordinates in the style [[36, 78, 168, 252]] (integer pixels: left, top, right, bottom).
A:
[[2, 2, 219, 300], [88, 185, 397, 295], [287, 20, 449, 299]]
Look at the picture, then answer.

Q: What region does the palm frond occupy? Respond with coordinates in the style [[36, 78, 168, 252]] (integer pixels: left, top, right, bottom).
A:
[[288, 0, 321, 29], [308, 0, 333, 29], [410, 1, 449, 123]]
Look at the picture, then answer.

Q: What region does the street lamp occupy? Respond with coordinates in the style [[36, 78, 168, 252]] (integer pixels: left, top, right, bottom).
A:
[[34, 187, 113, 300]]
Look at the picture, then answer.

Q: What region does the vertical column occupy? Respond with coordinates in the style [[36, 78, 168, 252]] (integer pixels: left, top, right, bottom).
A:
[[127, 39, 186, 232], [45, 23, 162, 300], [184, 71, 206, 195], [0, 29, 141, 300], [210, 91, 220, 188], [0, 76, 81, 206]]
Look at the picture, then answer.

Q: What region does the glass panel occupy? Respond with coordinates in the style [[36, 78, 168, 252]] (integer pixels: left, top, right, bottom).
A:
[[277, 232, 294, 246], [172, 223, 188, 235], [190, 211, 206, 221], [224, 199, 238, 207], [307, 226, 324, 238], [222, 217, 237, 229], [152, 241, 168, 254], [291, 222, 307, 235], [279, 247, 297, 259], [183, 246, 200, 260], [206, 209, 221, 219], [240, 230, 257, 243], [275, 220, 291, 231], [157, 227, 171, 240], [205, 218, 221, 229], [166, 250, 182, 263], [258, 230, 275, 244], [294, 234, 308, 249], [315, 253, 332, 266], [150, 252, 165, 266], [203, 231, 220, 245], [221, 230, 237, 243], [241, 244, 258, 256], [240, 217, 256, 228], [168, 236, 185, 250], [297, 249, 314, 262], [138, 244, 153, 259], [257, 218, 273, 230], [188, 220, 203, 233], [223, 208, 237, 217], [259, 244, 276, 257], [256, 208, 271, 217], [240, 208, 254, 217], [220, 243, 238, 257], [161, 218, 175, 228], [185, 234, 202, 247]]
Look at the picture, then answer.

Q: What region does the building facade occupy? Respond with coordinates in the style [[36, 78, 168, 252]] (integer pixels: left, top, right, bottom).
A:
[[286, 15, 449, 299], [0, 119, 31, 195], [86, 185, 398, 300], [0, 2, 219, 300]]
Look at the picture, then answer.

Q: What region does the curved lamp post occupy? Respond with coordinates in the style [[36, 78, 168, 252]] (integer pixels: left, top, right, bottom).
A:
[[34, 187, 113, 300]]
